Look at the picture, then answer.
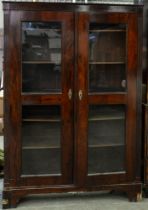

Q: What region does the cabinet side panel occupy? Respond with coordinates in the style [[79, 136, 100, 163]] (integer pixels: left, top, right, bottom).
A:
[[4, 11, 22, 186]]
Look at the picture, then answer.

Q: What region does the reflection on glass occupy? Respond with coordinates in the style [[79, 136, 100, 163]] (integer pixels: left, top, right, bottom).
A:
[[22, 63, 61, 93], [88, 105, 125, 174], [22, 22, 62, 93], [89, 23, 126, 92], [21, 105, 61, 176]]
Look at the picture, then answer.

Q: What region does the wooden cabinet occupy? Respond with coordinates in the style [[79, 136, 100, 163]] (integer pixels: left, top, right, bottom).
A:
[[3, 2, 143, 208]]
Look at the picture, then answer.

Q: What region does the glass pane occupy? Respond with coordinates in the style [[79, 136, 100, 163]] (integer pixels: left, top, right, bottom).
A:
[[89, 24, 126, 92], [88, 105, 125, 174], [22, 22, 61, 93], [21, 105, 61, 176]]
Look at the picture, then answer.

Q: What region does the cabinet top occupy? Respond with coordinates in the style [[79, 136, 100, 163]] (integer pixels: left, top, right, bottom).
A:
[[3, 1, 143, 12], [2, 0, 144, 5]]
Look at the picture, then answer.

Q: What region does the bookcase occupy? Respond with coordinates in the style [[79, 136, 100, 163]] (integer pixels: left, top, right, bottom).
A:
[[3, 1, 143, 208]]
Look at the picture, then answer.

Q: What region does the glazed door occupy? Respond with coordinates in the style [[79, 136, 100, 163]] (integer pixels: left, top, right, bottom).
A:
[[76, 12, 139, 186], [8, 12, 74, 186]]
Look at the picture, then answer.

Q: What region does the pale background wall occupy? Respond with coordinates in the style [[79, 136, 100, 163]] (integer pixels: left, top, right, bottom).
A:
[[0, 1, 3, 28]]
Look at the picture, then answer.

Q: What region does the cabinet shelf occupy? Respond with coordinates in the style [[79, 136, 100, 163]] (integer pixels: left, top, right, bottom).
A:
[[89, 61, 125, 65], [89, 29, 126, 33], [22, 146, 60, 150], [23, 28, 61, 33], [22, 61, 61, 64], [21, 173, 61, 177], [89, 143, 124, 148], [22, 118, 61, 122], [89, 116, 124, 121], [88, 171, 125, 176]]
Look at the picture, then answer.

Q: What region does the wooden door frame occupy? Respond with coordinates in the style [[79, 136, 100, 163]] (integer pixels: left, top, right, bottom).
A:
[[4, 10, 75, 187], [75, 12, 141, 186]]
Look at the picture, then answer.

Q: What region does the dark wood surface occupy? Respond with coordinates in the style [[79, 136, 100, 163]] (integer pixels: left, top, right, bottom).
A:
[[142, 0, 148, 194], [3, 2, 143, 208]]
